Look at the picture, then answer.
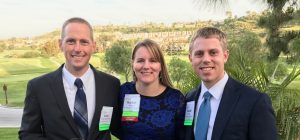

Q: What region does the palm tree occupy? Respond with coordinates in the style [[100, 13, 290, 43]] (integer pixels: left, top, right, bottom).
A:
[[226, 40, 300, 140]]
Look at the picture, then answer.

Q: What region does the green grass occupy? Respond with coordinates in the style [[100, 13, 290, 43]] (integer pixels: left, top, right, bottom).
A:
[[0, 56, 58, 106], [287, 73, 300, 89], [1, 81, 29, 107], [287, 74, 300, 103], [0, 128, 19, 140], [0, 52, 117, 106], [0, 128, 119, 140]]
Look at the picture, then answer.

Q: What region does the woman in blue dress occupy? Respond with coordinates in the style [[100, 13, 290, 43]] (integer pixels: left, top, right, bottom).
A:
[[119, 39, 185, 140]]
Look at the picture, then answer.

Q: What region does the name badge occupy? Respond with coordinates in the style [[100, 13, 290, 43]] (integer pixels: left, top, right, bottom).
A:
[[99, 106, 113, 131], [184, 101, 195, 126], [122, 94, 141, 122]]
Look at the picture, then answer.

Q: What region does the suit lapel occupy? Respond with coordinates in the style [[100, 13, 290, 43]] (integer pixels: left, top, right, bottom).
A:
[[50, 65, 80, 137], [185, 85, 201, 140], [192, 85, 202, 127], [212, 77, 242, 140], [88, 67, 105, 139]]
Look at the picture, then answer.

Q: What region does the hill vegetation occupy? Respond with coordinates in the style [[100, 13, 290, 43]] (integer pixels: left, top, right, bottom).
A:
[[1, 10, 299, 58]]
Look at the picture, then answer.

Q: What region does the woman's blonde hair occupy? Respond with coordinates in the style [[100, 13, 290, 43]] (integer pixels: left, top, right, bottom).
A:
[[132, 39, 173, 88]]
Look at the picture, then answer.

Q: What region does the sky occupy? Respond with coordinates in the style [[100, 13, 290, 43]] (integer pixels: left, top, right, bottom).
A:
[[0, 0, 267, 39]]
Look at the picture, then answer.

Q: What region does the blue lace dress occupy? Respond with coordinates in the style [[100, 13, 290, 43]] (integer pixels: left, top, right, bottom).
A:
[[119, 82, 185, 140]]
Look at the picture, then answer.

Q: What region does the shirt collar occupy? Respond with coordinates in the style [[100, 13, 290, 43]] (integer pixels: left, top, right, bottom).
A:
[[62, 65, 93, 88], [200, 72, 229, 101]]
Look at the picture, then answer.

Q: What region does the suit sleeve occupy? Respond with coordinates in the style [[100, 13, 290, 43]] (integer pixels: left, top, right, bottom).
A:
[[19, 80, 47, 140], [175, 93, 186, 140], [109, 78, 122, 139], [249, 93, 278, 140]]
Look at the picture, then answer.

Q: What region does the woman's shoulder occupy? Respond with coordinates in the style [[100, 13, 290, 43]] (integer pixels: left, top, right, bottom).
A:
[[164, 87, 185, 104], [167, 87, 184, 97], [121, 81, 134, 88], [120, 81, 136, 94]]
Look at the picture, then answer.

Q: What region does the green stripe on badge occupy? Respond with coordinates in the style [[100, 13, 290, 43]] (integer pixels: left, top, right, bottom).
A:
[[122, 111, 138, 117], [99, 124, 110, 131], [184, 120, 193, 126]]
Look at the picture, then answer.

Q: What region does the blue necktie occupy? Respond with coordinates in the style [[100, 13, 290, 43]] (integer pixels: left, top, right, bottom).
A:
[[74, 78, 88, 140], [195, 91, 212, 140]]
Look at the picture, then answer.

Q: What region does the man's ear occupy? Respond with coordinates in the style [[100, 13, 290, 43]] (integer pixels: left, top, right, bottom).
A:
[[58, 39, 63, 51], [189, 54, 192, 63], [92, 41, 96, 53], [224, 49, 229, 63]]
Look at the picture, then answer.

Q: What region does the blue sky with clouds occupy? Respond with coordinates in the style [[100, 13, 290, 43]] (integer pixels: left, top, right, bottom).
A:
[[0, 0, 267, 39]]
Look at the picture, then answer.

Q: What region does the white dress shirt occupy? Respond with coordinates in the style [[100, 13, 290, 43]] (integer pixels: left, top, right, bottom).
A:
[[194, 73, 229, 140], [62, 66, 96, 128]]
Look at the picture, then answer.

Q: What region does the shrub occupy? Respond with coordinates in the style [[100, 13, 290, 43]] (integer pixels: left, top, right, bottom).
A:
[[22, 51, 41, 58]]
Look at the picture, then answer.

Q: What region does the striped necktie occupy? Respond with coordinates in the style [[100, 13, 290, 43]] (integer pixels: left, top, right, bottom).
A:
[[195, 91, 212, 140], [74, 78, 88, 140]]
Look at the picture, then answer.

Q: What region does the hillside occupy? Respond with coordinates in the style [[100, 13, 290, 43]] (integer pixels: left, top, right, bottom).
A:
[[0, 11, 299, 54]]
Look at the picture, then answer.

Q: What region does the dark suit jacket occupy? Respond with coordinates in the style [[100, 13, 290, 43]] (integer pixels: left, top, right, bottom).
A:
[[19, 64, 121, 140], [184, 77, 277, 140]]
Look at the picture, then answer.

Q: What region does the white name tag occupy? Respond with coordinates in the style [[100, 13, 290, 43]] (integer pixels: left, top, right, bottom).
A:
[[99, 106, 113, 131], [122, 94, 141, 122], [184, 101, 195, 126]]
